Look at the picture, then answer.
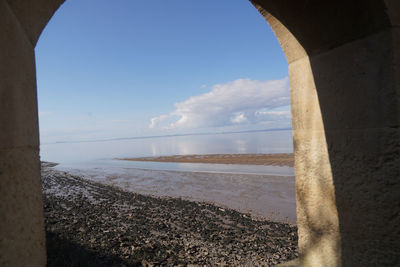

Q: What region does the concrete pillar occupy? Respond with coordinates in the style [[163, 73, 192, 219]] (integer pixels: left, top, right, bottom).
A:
[[304, 28, 400, 266], [252, 1, 400, 266], [0, 0, 46, 265], [290, 56, 341, 266]]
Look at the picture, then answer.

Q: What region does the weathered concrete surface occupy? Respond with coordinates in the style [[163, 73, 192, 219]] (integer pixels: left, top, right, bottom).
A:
[[0, 0, 399, 266], [0, 149, 45, 266], [251, 0, 392, 60], [0, 0, 47, 265], [252, 0, 400, 266], [5, 0, 64, 45], [0, 1, 40, 149], [290, 57, 341, 266], [308, 29, 400, 266]]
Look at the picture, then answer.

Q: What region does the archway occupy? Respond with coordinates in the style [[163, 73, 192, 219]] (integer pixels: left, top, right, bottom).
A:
[[0, 0, 399, 266]]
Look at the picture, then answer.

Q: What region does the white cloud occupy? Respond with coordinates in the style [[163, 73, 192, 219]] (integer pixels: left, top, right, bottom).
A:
[[149, 115, 169, 129], [231, 113, 248, 124], [254, 110, 291, 122], [150, 78, 290, 129]]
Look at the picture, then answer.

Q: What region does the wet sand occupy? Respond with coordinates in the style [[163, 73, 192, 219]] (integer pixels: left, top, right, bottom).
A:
[[63, 165, 296, 223], [42, 164, 298, 266], [119, 153, 294, 167]]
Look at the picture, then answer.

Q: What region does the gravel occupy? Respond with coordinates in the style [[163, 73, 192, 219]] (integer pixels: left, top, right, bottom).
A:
[[42, 164, 298, 266]]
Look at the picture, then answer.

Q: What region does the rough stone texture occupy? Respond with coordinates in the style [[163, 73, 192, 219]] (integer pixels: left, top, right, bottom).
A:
[[325, 128, 400, 266], [288, 55, 340, 265], [0, 0, 40, 149], [251, 0, 391, 57], [0, 148, 45, 266], [5, 0, 64, 45], [309, 29, 398, 131], [249, 4, 306, 64], [309, 29, 400, 265], [253, 0, 400, 266], [394, 28, 400, 125], [0, 0, 46, 265], [288, 28, 400, 267]]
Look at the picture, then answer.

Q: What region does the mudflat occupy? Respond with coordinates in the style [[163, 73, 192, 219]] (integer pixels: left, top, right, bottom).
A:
[[119, 153, 294, 167], [42, 164, 298, 266]]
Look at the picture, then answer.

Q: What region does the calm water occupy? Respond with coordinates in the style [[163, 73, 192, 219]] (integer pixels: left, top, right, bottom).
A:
[[40, 130, 293, 166], [41, 130, 297, 223]]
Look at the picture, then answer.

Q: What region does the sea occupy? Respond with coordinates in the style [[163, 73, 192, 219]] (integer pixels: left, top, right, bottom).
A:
[[40, 129, 297, 223]]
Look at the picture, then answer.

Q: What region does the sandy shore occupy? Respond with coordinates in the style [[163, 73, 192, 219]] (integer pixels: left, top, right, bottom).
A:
[[42, 163, 298, 266], [119, 153, 294, 167]]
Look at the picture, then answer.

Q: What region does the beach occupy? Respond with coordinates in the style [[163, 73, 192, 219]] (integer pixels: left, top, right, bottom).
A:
[[42, 162, 298, 266], [60, 154, 296, 223], [119, 153, 294, 167]]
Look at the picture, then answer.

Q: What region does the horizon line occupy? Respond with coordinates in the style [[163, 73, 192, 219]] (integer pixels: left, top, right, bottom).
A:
[[41, 127, 292, 145]]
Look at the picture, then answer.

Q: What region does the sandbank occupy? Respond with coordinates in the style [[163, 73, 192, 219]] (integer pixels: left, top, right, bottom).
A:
[[119, 153, 294, 167]]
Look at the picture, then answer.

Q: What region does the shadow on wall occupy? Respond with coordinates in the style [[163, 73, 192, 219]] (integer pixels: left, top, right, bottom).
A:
[[309, 32, 400, 266], [307, 2, 400, 265], [253, 0, 400, 265]]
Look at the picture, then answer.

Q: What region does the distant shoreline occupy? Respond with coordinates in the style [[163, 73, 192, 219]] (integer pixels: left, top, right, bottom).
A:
[[119, 153, 294, 167], [43, 128, 291, 145]]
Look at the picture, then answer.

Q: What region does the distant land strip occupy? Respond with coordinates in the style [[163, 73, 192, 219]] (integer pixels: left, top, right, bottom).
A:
[[48, 127, 291, 145], [119, 153, 294, 167]]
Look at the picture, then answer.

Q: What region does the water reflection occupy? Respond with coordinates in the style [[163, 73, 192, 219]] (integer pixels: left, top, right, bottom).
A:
[[41, 130, 293, 165], [43, 130, 296, 223], [57, 163, 296, 223], [60, 159, 294, 176]]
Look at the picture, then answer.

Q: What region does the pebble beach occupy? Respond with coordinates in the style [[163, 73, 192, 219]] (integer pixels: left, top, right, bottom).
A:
[[42, 163, 298, 266]]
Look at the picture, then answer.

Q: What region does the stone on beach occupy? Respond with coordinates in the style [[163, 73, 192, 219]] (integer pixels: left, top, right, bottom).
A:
[[42, 164, 298, 266]]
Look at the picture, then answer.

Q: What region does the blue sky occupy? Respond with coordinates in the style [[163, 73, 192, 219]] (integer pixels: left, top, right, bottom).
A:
[[35, 0, 289, 143]]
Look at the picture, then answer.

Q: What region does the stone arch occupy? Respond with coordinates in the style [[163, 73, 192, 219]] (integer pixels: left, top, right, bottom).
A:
[[0, 0, 399, 266]]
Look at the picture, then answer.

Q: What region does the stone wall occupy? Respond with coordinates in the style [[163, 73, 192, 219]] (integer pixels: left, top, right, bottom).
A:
[[0, 0, 46, 265], [252, 0, 400, 266]]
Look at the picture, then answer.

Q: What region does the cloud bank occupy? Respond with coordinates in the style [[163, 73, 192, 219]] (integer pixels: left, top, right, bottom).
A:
[[150, 78, 291, 130]]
